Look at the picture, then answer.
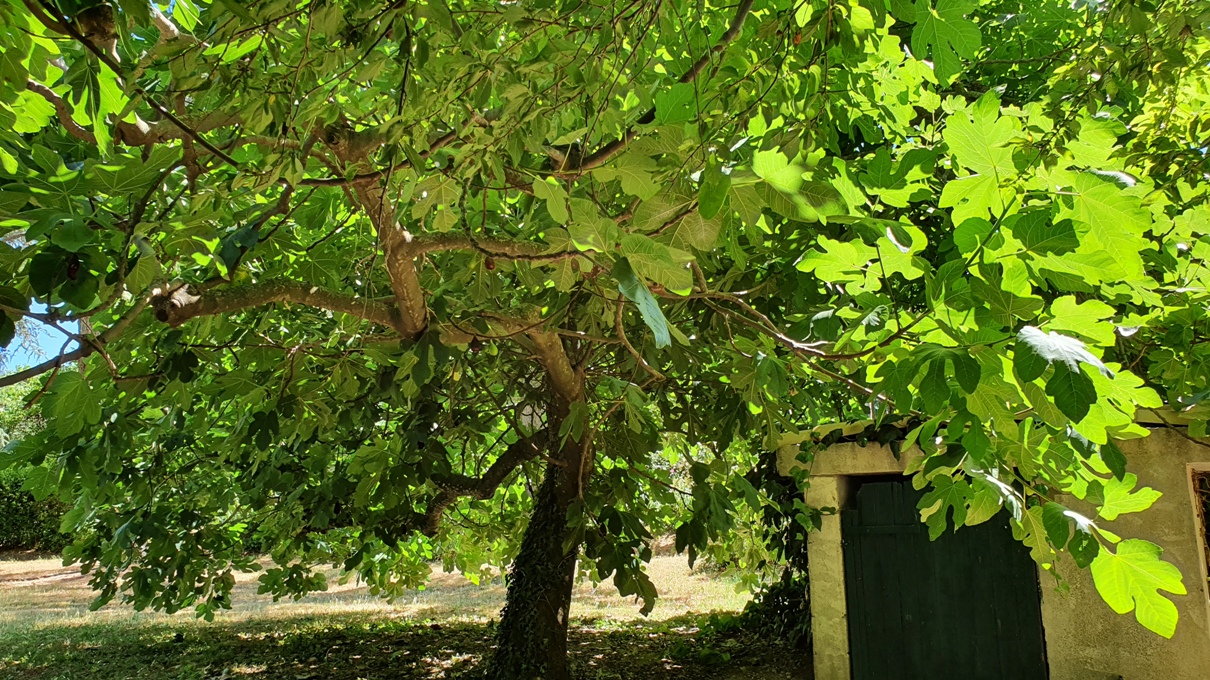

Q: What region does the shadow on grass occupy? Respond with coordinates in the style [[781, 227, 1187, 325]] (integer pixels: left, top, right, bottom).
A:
[[0, 612, 811, 680]]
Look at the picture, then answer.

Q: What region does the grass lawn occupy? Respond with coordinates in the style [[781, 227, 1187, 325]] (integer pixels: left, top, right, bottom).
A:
[[0, 553, 810, 679]]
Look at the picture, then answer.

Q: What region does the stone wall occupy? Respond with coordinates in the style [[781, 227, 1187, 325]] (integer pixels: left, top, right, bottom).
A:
[[1041, 428, 1210, 680]]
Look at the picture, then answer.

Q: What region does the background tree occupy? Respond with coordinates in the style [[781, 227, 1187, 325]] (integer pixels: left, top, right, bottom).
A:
[[0, 0, 1207, 677], [0, 382, 67, 552]]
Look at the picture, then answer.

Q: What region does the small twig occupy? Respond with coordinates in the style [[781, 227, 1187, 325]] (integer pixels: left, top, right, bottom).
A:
[[24, 338, 73, 408], [627, 464, 691, 496], [555, 328, 619, 344], [1153, 409, 1210, 450]]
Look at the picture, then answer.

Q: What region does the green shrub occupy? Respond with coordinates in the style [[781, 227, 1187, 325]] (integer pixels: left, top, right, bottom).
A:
[[0, 466, 70, 552], [738, 442, 818, 650], [741, 569, 812, 649]]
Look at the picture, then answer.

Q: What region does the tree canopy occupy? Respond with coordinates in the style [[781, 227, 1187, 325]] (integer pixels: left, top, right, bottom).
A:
[[0, 0, 1208, 675]]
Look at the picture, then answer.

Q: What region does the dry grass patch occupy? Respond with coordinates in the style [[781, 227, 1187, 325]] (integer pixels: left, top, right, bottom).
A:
[[0, 555, 748, 627], [0, 555, 809, 679]]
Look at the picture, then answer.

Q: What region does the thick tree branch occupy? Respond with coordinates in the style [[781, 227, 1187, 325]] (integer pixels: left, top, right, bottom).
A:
[[348, 181, 428, 338], [148, 7, 181, 42], [115, 111, 241, 148], [416, 431, 549, 536], [0, 346, 80, 390], [470, 311, 583, 404], [570, 0, 755, 173], [527, 329, 584, 404], [129, 7, 195, 81], [150, 278, 404, 332], [323, 127, 462, 339], [432, 432, 550, 499]]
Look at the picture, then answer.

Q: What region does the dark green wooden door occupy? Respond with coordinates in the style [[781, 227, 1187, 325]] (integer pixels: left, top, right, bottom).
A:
[[842, 478, 1048, 680]]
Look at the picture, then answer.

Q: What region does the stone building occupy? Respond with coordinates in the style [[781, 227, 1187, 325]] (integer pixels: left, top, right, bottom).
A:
[[778, 416, 1210, 680]]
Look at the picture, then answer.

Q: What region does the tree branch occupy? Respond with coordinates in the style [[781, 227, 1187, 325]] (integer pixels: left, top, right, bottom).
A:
[[349, 181, 428, 338], [115, 111, 241, 148], [150, 278, 404, 332], [570, 0, 756, 173], [651, 271, 925, 363], [129, 6, 196, 82], [35, 0, 240, 167], [416, 431, 549, 536], [432, 431, 550, 499], [21, 0, 67, 34], [300, 130, 459, 187], [526, 329, 584, 404], [0, 294, 150, 388], [25, 79, 96, 142], [409, 232, 576, 262], [223, 186, 296, 275], [322, 127, 456, 338], [26, 77, 241, 150], [148, 7, 180, 42]]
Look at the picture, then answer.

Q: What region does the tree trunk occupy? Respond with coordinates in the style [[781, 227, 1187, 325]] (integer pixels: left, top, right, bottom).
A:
[[485, 457, 583, 680]]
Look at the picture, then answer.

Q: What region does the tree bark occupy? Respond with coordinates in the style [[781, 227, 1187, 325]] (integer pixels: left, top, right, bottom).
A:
[[484, 461, 580, 680], [486, 331, 587, 679]]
